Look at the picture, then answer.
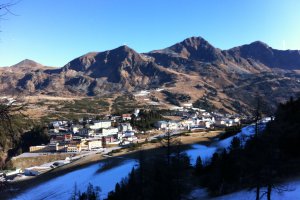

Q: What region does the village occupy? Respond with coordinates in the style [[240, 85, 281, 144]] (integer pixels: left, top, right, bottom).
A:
[[1, 106, 242, 182], [29, 106, 242, 153]]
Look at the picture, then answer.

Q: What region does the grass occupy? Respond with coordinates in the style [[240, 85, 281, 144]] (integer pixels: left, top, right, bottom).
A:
[[59, 98, 110, 114], [111, 94, 143, 114], [37, 98, 110, 123], [11, 154, 73, 170]]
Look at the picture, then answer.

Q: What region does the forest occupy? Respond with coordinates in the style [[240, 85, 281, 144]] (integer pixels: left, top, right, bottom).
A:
[[75, 97, 300, 200]]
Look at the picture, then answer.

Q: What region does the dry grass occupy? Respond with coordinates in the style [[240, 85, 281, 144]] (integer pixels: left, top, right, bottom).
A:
[[11, 154, 73, 169]]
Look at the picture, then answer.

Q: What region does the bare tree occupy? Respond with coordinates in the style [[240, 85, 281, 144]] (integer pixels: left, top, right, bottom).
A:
[[0, 0, 19, 19], [0, 97, 26, 133], [160, 129, 178, 165]]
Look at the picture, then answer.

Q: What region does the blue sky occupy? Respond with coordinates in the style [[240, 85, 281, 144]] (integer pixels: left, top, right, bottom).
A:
[[0, 0, 300, 67]]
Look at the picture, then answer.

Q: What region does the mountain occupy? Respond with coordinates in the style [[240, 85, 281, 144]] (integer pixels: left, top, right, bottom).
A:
[[11, 59, 44, 70], [59, 45, 175, 95], [150, 36, 225, 62], [226, 41, 300, 70], [0, 36, 300, 114]]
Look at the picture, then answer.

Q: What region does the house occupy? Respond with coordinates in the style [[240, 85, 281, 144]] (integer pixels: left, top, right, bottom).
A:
[[124, 131, 135, 137], [134, 109, 140, 117], [103, 135, 117, 144], [181, 119, 195, 129], [167, 121, 179, 130], [119, 123, 133, 132], [198, 121, 212, 128], [215, 118, 233, 127], [51, 120, 68, 128], [155, 121, 168, 130], [183, 103, 193, 108], [110, 115, 121, 122], [190, 126, 206, 131], [170, 106, 184, 111], [225, 119, 234, 127], [202, 112, 211, 117], [64, 134, 73, 142], [29, 145, 48, 153], [48, 128, 59, 135], [50, 133, 73, 143], [88, 120, 111, 130], [78, 128, 94, 137], [231, 117, 241, 124], [102, 127, 119, 136], [215, 118, 227, 127], [70, 125, 83, 134], [122, 114, 132, 121], [87, 139, 102, 150], [155, 121, 179, 130], [66, 141, 81, 152], [200, 116, 215, 123]]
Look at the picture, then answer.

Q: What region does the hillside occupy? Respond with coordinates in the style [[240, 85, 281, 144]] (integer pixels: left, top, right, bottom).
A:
[[0, 36, 300, 115]]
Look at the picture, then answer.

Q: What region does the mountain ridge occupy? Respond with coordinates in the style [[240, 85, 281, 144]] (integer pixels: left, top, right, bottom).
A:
[[1, 36, 300, 114]]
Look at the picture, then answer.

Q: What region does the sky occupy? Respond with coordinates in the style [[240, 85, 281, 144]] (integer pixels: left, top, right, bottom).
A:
[[0, 0, 300, 67]]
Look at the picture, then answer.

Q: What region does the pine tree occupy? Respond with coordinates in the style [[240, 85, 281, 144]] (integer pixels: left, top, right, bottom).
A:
[[195, 156, 203, 175]]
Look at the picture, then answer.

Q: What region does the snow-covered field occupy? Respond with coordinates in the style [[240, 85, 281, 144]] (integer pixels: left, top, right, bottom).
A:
[[12, 160, 138, 200], [185, 144, 217, 166], [185, 123, 262, 166], [215, 123, 264, 149]]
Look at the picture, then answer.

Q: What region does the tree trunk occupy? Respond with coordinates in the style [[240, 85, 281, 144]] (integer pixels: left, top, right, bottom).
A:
[[267, 185, 272, 200], [256, 185, 260, 200], [167, 131, 171, 165]]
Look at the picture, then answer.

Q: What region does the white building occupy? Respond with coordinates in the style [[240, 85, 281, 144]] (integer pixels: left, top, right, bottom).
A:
[[124, 131, 135, 137], [70, 125, 83, 134], [102, 127, 119, 136], [181, 119, 195, 128], [89, 120, 111, 130], [155, 121, 179, 130], [51, 121, 69, 128], [134, 108, 140, 117], [121, 131, 137, 142], [215, 118, 226, 126], [122, 114, 132, 121], [119, 123, 133, 132], [215, 118, 234, 127], [87, 139, 102, 150]]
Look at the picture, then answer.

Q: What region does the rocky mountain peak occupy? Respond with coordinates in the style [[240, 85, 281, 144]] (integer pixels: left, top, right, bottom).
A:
[[248, 41, 270, 48], [150, 36, 225, 63], [11, 59, 43, 69], [180, 36, 211, 48]]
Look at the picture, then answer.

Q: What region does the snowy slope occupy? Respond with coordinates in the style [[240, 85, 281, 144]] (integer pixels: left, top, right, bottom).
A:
[[185, 122, 267, 166], [212, 180, 300, 200], [12, 160, 138, 200], [185, 144, 217, 166]]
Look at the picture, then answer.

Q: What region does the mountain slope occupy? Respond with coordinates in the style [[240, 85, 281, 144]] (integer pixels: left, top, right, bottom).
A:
[[0, 36, 300, 114], [60, 45, 176, 95], [226, 41, 300, 70], [150, 37, 225, 62]]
